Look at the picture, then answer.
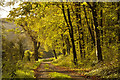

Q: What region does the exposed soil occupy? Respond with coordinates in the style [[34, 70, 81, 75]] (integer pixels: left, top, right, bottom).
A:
[[33, 60, 102, 80]]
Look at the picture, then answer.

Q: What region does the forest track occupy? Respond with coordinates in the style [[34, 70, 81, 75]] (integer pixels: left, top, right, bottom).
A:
[[33, 60, 102, 80]]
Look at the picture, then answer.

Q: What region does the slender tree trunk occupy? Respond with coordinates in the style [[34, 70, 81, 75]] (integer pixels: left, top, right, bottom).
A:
[[53, 49, 57, 59], [87, 2, 103, 61], [93, 3, 103, 61], [62, 4, 77, 65], [67, 5, 77, 65], [75, 3, 83, 58], [81, 31, 86, 58], [100, 8, 103, 46], [67, 38, 70, 55], [83, 5, 95, 46], [79, 4, 86, 58], [90, 17, 95, 50], [65, 36, 70, 55], [61, 34, 66, 55]]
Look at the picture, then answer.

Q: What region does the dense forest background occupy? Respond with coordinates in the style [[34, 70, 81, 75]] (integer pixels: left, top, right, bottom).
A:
[[1, 2, 120, 79]]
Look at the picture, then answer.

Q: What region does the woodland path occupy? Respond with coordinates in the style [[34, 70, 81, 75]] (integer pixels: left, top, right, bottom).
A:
[[33, 59, 102, 80]]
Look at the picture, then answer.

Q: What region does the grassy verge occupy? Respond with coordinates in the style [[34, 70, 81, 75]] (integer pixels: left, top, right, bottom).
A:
[[52, 55, 76, 68], [14, 59, 43, 78], [52, 55, 120, 79], [84, 61, 120, 79]]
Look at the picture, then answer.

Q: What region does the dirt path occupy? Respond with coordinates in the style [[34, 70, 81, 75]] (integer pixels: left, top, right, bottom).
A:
[[33, 61, 102, 80]]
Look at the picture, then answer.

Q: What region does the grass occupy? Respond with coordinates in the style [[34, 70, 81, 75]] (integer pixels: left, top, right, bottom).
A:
[[84, 61, 120, 79], [15, 70, 34, 78], [52, 55, 76, 68], [14, 59, 43, 78], [52, 54, 120, 79], [49, 72, 71, 78]]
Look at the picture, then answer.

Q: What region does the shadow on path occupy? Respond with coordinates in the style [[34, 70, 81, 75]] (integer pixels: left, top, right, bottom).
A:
[[33, 60, 103, 80]]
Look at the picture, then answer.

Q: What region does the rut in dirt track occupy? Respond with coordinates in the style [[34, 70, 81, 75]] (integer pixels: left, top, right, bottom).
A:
[[33, 61, 102, 80]]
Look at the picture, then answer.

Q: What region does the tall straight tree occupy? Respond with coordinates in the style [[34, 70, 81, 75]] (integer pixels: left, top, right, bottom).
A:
[[87, 2, 103, 61], [75, 2, 83, 58], [100, 2, 103, 46], [65, 35, 70, 55], [61, 34, 66, 55], [83, 4, 95, 46], [62, 3, 77, 65]]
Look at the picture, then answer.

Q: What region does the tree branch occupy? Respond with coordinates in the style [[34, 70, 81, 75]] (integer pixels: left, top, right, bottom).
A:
[[87, 2, 93, 9]]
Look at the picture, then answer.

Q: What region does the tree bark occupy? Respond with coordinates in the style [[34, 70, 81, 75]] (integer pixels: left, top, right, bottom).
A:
[[82, 31, 85, 58], [87, 2, 103, 62], [75, 2, 83, 58], [62, 4, 77, 65], [33, 41, 40, 61], [67, 5, 77, 65], [62, 4, 69, 27], [83, 5, 95, 46], [65, 36, 70, 55], [53, 49, 57, 59], [100, 8, 103, 46], [61, 34, 66, 56]]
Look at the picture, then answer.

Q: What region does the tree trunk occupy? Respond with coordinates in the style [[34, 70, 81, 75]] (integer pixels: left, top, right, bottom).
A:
[[87, 2, 103, 61], [62, 4, 77, 65], [67, 5, 77, 65], [53, 49, 57, 59], [65, 36, 70, 55], [20, 23, 40, 61], [83, 5, 95, 46], [61, 34, 66, 56], [75, 2, 83, 58], [92, 3, 103, 61], [100, 8, 103, 46], [33, 41, 40, 61], [90, 18, 95, 50]]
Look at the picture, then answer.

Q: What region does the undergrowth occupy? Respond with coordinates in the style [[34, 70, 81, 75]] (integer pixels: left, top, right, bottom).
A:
[[52, 55, 76, 68], [14, 59, 43, 78], [52, 55, 120, 79], [2, 59, 43, 78]]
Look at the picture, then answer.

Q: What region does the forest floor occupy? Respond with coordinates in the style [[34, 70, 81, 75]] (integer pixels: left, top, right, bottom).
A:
[[33, 58, 102, 80]]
